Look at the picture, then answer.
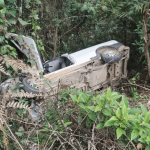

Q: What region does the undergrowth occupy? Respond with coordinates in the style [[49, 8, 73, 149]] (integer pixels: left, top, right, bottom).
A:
[[0, 87, 149, 149]]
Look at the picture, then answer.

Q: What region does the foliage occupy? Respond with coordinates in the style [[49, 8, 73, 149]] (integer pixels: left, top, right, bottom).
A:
[[68, 87, 150, 149], [0, 0, 150, 149]]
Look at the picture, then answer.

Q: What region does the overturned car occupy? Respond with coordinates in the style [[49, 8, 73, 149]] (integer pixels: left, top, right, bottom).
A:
[[0, 33, 130, 95]]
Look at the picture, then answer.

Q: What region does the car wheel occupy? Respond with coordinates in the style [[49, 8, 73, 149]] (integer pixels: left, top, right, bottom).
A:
[[23, 77, 39, 94], [101, 49, 122, 63]]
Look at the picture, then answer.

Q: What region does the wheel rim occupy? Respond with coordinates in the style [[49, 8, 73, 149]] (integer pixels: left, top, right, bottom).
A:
[[27, 78, 39, 89], [104, 50, 118, 57]]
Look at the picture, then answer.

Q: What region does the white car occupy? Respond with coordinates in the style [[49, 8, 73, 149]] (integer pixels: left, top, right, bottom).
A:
[[0, 33, 130, 94]]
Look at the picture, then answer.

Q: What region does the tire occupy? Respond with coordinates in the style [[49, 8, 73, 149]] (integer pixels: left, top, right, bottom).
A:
[[101, 49, 122, 63], [23, 77, 39, 94]]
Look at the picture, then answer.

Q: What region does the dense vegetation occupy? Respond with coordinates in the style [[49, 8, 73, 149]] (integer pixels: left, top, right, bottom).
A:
[[0, 0, 150, 149]]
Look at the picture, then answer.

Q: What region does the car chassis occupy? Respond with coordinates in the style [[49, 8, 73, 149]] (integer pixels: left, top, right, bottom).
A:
[[0, 33, 130, 95]]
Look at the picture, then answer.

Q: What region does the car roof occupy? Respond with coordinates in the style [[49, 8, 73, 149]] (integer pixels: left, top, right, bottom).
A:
[[69, 40, 118, 64]]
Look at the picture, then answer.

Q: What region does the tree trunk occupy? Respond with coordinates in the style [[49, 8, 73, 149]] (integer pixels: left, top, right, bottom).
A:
[[143, 8, 150, 77]]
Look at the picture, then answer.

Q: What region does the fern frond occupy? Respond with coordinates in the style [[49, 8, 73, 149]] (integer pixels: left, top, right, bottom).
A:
[[0, 63, 10, 76], [7, 101, 29, 110]]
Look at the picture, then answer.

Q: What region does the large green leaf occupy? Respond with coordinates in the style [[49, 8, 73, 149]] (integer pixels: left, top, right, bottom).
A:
[[88, 112, 97, 121], [110, 93, 121, 101], [69, 94, 77, 103], [109, 116, 118, 121], [87, 106, 96, 111], [115, 108, 121, 119], [122, 105, 127, 117], [128, 108, 141, 114], [78, 103, 88, 111], [107, 87, 111, 99], [104, 120, 115, 127], [140, 103, 147, 115], [77, 93, 82, 103], [102, 108, 112, 116], [116, 128, 123, 139], [143, 123, 150, 129], [121, 96, 128, 107], [146, 136, 150, 142], [95, 105, 102, 112], [131, 130, 139, 140], [144, 113, 150, 123]]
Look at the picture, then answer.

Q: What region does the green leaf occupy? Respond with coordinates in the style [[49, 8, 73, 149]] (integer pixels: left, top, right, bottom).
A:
[[35, 0, 41, 4], [114, 121, 120, 126], [145, 146, 150, 150], [144, 113, 150, 123], [140, 103, 147, 115], [34, 15, 39, 20], [7, 10, 16, 17], [0, 0, 4, 4], [131, 130, 139, 140], [104, 120, 115, 127], [15, 132, 22, 137], [0, 7, 6, 14], [116, 128, 123, 139], [69, 94, 77, 103], [102, 108, 112, 116], [87, 106, 96, 111], [18, 18, 29, 26], [122, 105, 127, 117], [34, 26, 41, 30], [81, 4, 87, 12], [39, 128, 49, 132], [18, 126, 24, 132], [115, 108, 121, 119], [110, 94, 121, 101], [98, 98, 105, 107], [109, 116, 118, 121], [64, 122, 72, 127], [107, 87, 111, 99], [122, 96, 128, 107], [128, 108, 141, 114], [146, 136, 150, 142], [86, 118, 91, 129], [88, 112, 97, 121], [143, 123, 150, 129], [78, 103, 88, 111], [138, 137, 145, 143], [0, 36, 4, 43], [120, 123, 126, 128], [128, 115, 139, 121], [95, 105, 102, 112], [96, 123, 104, 129], [77, 93, 82, 103]]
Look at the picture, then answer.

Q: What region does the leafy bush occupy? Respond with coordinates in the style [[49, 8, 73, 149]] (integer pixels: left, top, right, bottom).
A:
[[69, 87, 150, 149]]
